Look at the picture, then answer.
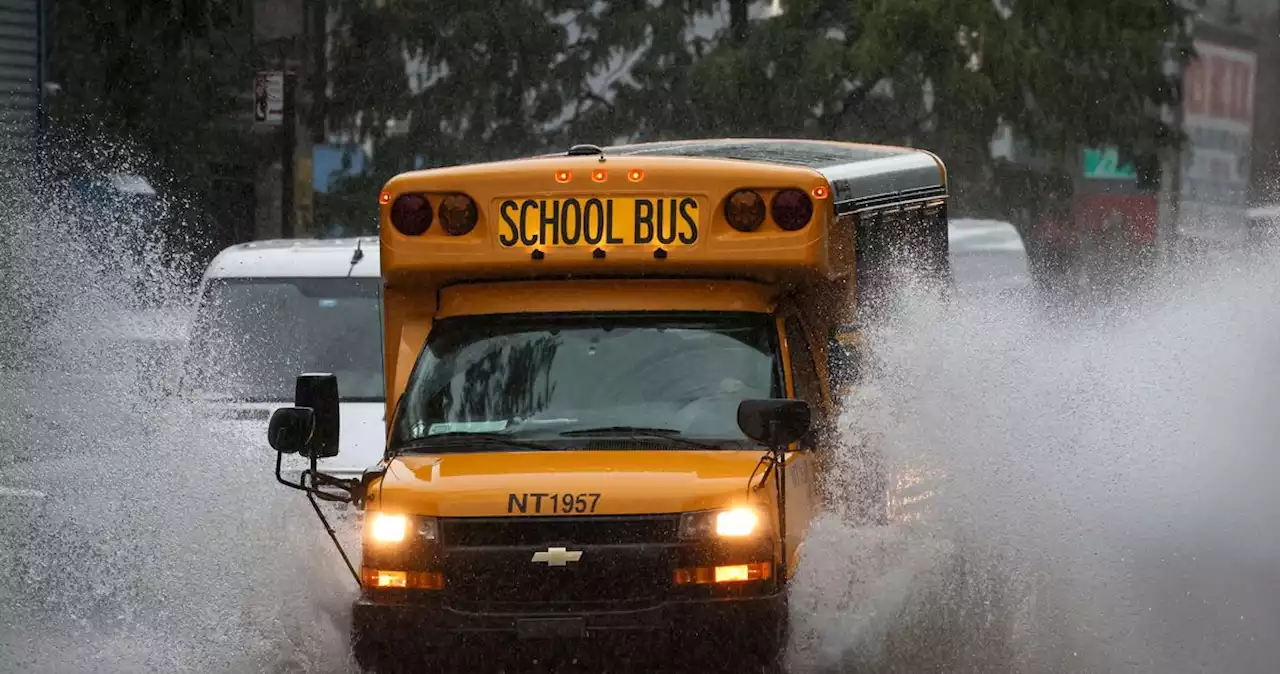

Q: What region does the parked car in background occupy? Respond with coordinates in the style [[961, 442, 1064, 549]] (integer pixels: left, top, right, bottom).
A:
[[1246, 204, 1280, 246], [948, 218, 1035, 301], [181, 236, 385, 483]]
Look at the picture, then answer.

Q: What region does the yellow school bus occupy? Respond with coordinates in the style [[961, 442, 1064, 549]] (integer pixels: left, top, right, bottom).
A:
[[266, 138, 949, 672]]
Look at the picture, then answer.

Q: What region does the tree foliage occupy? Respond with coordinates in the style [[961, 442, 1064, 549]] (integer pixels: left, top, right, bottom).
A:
[[47, 0, 1191, 238], [46, 0, 256, 262], [595, 0, 1191, 169], [321, 0, 1193, 231]]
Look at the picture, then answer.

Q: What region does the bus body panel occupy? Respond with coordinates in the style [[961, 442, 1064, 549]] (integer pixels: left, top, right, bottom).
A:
[[366, 450, 776, 517]]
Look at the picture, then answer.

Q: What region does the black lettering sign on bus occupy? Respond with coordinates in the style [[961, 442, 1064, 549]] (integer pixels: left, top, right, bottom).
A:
[[605, 200, 622, 244], [678, 197, 698, 244], [560, 198, 583, 245], [540, 200, 558, 246], [519, 199, 538, 245], [499, 201, 519, 246], [634, 199, 655, 244], [582, 198, 604, 245], [498, 197, 696, 247], [508, 492, 602, 514], [657, 199, 678, 245]]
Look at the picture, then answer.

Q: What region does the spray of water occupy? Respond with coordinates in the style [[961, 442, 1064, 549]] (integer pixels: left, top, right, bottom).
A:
[[4, 147, 1279, 673], [787, 247, 1280, 673], [0, 162, 359, 674]]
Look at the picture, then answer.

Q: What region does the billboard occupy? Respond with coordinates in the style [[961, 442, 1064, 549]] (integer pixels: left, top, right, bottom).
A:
[[1176, 39, 1257, 245]]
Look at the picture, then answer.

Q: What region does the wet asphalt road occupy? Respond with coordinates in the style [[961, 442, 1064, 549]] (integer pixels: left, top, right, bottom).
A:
[[4, 366, 1280, 674]]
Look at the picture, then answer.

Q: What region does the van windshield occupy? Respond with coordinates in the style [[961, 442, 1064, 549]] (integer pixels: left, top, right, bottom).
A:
[[389, 312, 781, 451], [186, 277, 384, 402]]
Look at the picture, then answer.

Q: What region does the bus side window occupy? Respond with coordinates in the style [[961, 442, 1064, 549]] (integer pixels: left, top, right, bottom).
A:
[[827, 329, 862, 395], [784, 318, 826, 444]]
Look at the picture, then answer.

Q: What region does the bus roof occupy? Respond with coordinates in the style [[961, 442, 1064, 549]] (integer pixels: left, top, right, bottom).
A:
[[379, 138, 946, 287], [203, 236, 380, 281], [595, 139, 945, 215]]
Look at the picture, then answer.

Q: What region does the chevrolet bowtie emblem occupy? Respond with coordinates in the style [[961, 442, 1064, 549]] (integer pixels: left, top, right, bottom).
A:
[[531, 546, 583, 566]]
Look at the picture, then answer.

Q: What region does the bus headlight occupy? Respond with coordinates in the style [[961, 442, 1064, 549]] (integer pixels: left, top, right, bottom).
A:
[[678, 507, 762, 540], [368, 513, 438, 544], [370, 513, 407, 543]]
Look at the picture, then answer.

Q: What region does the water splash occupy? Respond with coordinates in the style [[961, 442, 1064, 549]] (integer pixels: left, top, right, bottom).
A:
[[788, 247, 1280, 673], [0, 160, 358, 673], [6, 146, 1280, 673]]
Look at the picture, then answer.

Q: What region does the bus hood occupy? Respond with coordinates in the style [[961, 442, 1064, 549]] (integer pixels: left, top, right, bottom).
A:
[[370, 450, 772, 517]]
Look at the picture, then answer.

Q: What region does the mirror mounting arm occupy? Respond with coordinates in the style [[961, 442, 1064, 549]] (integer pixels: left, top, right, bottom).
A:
[[304, 452, 362, 588], [304, 486, 361, 588], [768, 419, 790, 587], [272, 451, 362, 589]]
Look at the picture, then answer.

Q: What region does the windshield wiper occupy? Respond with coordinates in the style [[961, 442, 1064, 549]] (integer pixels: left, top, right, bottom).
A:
[[558, 426, 730, 450], [392, 432, 558, 454]]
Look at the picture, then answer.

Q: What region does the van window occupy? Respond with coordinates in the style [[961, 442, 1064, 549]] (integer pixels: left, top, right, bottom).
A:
[[186, 277, 384, 402]]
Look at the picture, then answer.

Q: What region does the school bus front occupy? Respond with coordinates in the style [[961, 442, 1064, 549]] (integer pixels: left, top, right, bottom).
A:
[[265, 139, 949, 671], [355, 277, 810, 670]]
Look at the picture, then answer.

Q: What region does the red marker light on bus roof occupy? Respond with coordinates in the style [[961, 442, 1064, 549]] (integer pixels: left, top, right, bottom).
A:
[[379, 191, 392, 205], [812, 185, 829, 199], [724, 189, 766, 232], [628, 169, 644, 183], [555, 170, 572, 183], [390, 194, 432, 236], [771, 189, 813, 231], [592, 169, 608, 183]]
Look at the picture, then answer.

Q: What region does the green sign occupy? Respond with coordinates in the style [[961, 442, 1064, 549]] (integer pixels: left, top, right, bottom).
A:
[[1082, 147, 1137, 180]]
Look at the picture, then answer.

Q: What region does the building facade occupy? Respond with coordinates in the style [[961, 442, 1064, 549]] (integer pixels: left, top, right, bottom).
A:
[[0, 0, 43, 167]]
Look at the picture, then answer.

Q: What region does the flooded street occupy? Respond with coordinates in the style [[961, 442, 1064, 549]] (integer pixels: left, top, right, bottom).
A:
[[15, 0, 1280, 670], [0, 367, 358, 673], [2, 195, 1279, 674]]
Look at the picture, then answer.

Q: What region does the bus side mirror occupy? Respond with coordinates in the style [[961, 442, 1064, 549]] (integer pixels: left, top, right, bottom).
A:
[[295, 373, 340, 459], [268, 407, 315, 455], [737, 399, 811, 448]]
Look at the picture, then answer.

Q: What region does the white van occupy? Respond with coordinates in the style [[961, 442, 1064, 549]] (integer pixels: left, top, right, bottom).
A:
[[182, 237, 384, 482], [948, 217, 1035, 299]]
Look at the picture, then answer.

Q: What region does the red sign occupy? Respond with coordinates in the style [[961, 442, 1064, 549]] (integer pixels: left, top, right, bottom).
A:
[[1075, 194, 1159, 246]]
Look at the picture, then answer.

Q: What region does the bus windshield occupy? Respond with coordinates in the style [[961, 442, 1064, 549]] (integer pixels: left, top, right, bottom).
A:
[[186, 277, 384, 402], [389, 312, 781, 451]]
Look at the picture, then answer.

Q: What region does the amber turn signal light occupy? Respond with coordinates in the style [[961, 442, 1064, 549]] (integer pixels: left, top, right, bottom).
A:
[[438, 193, 479, 236], [724, 189, 766, 232]]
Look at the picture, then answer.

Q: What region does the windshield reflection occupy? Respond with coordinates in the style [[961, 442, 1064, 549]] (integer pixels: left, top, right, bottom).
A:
[[390, 312, 782, 451]]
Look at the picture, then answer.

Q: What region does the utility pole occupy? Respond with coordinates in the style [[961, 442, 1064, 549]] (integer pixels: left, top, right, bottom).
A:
[[253, 0, 305, 241], [281, 71, 297, 238]]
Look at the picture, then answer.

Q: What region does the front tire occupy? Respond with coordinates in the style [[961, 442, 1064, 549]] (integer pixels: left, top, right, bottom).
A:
[[671, 604, 789, 673], [351, 622, 437, 674]]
